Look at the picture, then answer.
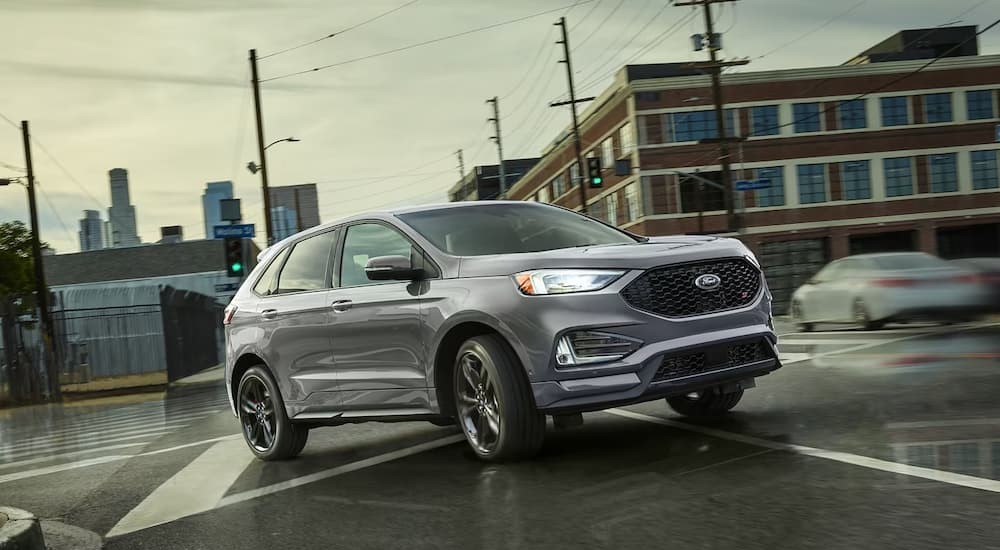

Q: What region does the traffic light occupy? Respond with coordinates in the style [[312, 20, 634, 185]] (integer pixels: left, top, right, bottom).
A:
[[224, 237, 244, 277], [587, 157, 603, 187]]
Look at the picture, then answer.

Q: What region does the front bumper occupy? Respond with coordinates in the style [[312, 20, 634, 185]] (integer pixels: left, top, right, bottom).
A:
[[532, 330, 780, 413]]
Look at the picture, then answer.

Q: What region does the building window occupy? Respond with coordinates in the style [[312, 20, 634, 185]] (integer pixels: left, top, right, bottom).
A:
[[589, 198, 604, 221], [601, 138, 614, 167], [797, 164, 827, 204], [754, 166, 785, 207], [668, 109, 735, 142], [750, 105, 779, 136], [623, 183, 639, 222], [551, 173, 567, 198], [793, 102, 821, 133], [924, 92, 953, 123], [841, 160, 872, 200], [883, 157, 914, 197], [971, 150, 1000, 190], [880, 96, 909, 126], [605, 193, 618, 226], [570, 163, 580, 185], [967, 90, 996, 120], [537, 186, 551, 203], [929, 153, 958, 193], [838, 99, 867, 130], [619, 122, 634, 156]]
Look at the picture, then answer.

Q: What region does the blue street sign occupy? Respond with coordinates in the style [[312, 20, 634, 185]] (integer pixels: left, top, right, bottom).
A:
[[735, 179, 771, 191], [215, 283, 240, 293], [213, 224, 255, 239]]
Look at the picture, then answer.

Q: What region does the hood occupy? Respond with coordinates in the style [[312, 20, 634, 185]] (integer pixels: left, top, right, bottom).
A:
[[457, 236, 752, 278]]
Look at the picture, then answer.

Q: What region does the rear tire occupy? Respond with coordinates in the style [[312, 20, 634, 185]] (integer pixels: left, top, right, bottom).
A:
[[453, 334, 545, 461], [667, 388, 744, 417], [237, 365, 309, 461]]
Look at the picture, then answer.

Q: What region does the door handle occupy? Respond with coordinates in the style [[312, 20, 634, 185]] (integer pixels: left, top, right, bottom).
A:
[[260, 309, 278, 320], [331, 300, 353, 313]]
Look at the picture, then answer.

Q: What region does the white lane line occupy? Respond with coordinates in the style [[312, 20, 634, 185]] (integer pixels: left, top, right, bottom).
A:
[[779, 339, 882, 346], [0, 434, 241, 485], [0, 409, 219, 441], [606, 409, 1000, 494], [0, 443, 148, 471], [106, 438, 256, 538], [215, 435, 466, 507], [777, 353, 812, 363], [780, 330, 957, 366], [0, 420, 194, 453]]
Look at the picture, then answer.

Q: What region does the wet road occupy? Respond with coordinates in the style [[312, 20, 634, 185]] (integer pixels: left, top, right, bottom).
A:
[[2, 319, 999, 549]]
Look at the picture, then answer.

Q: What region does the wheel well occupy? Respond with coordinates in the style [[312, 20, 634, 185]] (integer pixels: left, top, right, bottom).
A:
[[231, 353, 266, 405], [433, 322, 498, 418]]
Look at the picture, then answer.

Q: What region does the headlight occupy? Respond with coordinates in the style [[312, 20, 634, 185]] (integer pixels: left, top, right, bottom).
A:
[[744, 249, 760, 267], [513, 269, 625, 295]]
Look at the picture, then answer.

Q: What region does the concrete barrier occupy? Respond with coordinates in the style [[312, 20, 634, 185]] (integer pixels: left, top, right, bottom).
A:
[[0, 507, 45, 550]]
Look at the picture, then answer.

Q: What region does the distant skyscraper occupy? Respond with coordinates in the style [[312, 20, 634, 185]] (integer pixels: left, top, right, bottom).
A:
[[107, 168, 140, 247], [78, 210, 105, 252], [268, 184, 320, 237], [271, 206, 299, 241], [202, 180, 235, 238], [159, 225, 184, 244]]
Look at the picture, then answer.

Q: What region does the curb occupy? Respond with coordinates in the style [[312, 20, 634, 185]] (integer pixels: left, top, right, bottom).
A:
[[0, 507, 46, 550]]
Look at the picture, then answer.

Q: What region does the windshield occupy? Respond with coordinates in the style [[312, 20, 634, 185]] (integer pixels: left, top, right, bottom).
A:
[[872, 253, 952, 270], [398, 204, 638, 256]]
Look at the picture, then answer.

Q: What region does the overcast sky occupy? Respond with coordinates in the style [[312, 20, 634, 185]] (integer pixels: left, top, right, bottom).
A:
[[0, 0, 997, 253]]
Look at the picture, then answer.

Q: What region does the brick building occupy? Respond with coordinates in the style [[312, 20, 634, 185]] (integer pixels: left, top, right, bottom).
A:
[[449, 158, 541, 202], [504, 27, 1000, 313]]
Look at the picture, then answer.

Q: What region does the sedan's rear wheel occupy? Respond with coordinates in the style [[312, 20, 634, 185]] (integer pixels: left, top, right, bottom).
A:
[[453, 335, 545, 461], [238, 366, 308, 461], [666, 388, 743, 417], [853, 299, 884, 331], [791, 301, 813, 332]]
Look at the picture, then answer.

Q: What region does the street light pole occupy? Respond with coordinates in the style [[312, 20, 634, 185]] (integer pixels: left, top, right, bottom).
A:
[[249, 48, 274, 245], [20, 120, 59, 399]]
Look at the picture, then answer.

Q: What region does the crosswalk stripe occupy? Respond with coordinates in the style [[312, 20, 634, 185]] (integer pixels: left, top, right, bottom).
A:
[[1, 408, 221, 442], [0, 431, 172, 461], [106, 438, 256, 538], [0, 420, 193, 454], [0, 455, 134, 485], [0, 443, 149, 471]]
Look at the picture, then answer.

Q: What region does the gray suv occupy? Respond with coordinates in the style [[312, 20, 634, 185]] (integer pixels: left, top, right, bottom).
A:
[[224, 202, 780, 461]]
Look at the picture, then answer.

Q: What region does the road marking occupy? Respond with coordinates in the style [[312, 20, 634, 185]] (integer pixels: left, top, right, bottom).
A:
[[106, 438, 256, 538], [0, 431, 172, 460], [779, 338, 884, 346], [0, 409, 218, 442], [779, 329, 959, 366], [606, 409, 1000, 494], [0, 443, 148, 471], [777, 352, 812, 363], [0, 434, 241, 484], [0, 420, 192, 453], [886, 418, 1000, 429]]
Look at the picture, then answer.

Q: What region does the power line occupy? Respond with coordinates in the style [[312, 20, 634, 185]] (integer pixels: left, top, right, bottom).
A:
[[754, 0, 868, 60], [498, 27, 558, 101], [230, 67, 252, 183], [35, 182, 76, 247], [261, 1, 593, 83], [0, 110, 18, 131], [570, 0, 605, 30], [259, 0, 421, 60], [574, 0, 674, 88], [1, 161, 25, 172], [29, 136, 105, 209], [571, 0, 627, 53]]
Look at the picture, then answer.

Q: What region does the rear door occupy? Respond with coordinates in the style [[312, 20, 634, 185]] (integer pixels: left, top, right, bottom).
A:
[[327, 221, 431, 413], [799, 261, 844, 322], [259, 229, 340, 405]]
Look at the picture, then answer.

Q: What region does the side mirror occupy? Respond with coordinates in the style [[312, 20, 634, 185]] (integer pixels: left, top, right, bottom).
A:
[[364, 255, 423, 281]]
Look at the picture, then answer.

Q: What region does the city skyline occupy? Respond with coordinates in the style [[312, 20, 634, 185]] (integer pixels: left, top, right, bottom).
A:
[[202, 180, 235, 239], [0, 1, 997, 254]]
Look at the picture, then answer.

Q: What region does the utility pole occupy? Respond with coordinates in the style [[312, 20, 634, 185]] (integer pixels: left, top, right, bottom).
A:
[[675, 0, 747, 232], [552, 17, 595, 214], [486, 97, 507, 195], [21, 120, 59, 400], [249, 49, 274, 245], [456, 149, 465, 180]]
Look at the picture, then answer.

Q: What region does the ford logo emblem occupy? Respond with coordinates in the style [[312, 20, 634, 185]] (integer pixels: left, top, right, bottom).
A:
[[695, 273, 721, 291]]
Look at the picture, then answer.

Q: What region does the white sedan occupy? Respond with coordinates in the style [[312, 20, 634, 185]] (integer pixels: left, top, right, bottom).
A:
[[790, 252, 987, 331]]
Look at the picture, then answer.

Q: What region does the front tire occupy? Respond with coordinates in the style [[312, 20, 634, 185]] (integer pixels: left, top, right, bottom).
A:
[[791, 301, 813, 332], [667, 388, 743, 417], [854, 299, 884, 331], [237, 365, 309, 461], [453, 334, 545, 461]]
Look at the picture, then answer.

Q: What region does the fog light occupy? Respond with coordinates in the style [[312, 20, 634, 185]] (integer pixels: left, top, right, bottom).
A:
[[554, 331, 642, 366]]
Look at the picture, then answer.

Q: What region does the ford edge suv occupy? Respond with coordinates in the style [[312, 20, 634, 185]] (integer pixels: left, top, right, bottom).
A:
[[224, 201, 781, 461]]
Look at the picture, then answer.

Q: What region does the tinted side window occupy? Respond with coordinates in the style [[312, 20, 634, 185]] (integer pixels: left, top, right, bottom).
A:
[[813, 262, 842, 282], [252, 248, 290, 296], [340, 223, 413, 287], [276, 230, 338, 293]]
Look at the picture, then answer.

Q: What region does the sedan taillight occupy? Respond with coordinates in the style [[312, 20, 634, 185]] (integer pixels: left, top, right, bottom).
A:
[[874, 278, 916, 287]]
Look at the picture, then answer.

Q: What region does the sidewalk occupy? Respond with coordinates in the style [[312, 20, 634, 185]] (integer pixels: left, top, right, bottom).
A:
[[170, 364, 224, 386]]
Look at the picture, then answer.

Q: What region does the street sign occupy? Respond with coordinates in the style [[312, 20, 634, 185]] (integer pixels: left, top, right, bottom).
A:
[[735, 179, 771, 191], [213, 224, 255, 239], [215, 283, 240, 293], [995, 124, 1000, 142]]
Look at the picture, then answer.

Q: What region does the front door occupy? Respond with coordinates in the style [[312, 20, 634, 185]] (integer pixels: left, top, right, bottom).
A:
[[328, 222, 428, 412]]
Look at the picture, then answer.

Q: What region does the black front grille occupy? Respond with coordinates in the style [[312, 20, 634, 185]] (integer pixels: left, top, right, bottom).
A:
[[652, 338, 774, 383], [621, 258, 761, 318]]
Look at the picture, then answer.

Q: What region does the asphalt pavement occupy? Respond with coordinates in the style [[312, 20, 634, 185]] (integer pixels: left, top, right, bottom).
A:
[[2, 319, 999, 549]]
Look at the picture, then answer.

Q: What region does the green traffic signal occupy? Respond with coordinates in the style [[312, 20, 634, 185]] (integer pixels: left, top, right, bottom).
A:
[[231, 262, 243, 273]]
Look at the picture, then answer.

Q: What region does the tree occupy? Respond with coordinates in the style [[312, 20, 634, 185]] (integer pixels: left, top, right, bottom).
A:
[[0, 221, 43, 299]]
